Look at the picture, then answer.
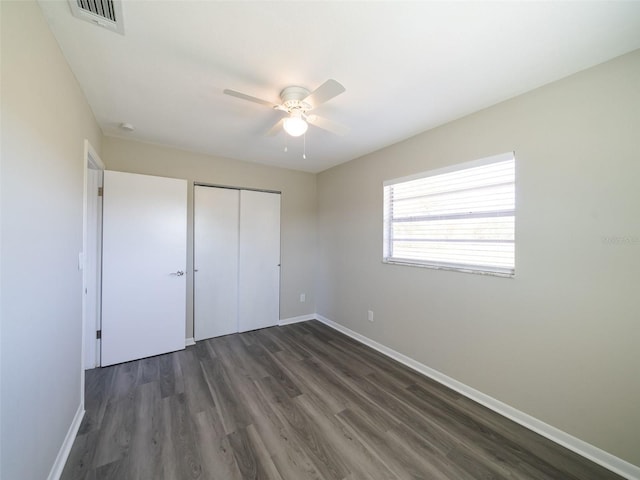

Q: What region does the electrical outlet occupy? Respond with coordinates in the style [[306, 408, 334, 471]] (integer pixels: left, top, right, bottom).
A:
[[368, 310, 374, 322], [300, 293, 306, 302]]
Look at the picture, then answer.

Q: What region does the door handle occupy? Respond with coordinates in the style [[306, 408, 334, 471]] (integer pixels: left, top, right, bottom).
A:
[[170, 270, 185, 276]]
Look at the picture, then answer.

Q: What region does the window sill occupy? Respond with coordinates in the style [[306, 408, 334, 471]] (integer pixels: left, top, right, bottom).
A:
[[382, 258, 515, 278]]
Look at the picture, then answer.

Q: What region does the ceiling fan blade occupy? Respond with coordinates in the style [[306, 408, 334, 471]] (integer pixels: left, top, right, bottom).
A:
[[306, 114, 349, 136], [266, 118, 284, 136], [303, 79, 345, 110], [223, 89, 276, 108]]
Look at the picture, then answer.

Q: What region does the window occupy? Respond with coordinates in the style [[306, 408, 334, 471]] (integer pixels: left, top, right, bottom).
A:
[[383, 152, 515, 276]]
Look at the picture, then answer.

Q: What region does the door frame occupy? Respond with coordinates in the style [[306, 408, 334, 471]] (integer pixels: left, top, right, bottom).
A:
[[81, 139, 104, 379]]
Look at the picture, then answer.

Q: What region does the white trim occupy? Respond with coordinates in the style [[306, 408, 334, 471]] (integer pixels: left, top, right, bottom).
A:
[[185, 337, 196, 347], [279, 314, 315, 326], [382, 258, 515, 278], [85, 140, 105, 171], [47, 404, 85, 480], [314, 314, 640, 480]]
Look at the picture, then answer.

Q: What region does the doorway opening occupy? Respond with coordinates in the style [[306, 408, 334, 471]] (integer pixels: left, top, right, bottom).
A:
[[82, 140, 104, 372]]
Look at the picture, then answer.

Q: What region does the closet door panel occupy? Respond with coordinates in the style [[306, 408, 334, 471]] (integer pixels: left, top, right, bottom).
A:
[[194, 186, 239, 340], [238, 190, 281, 332]]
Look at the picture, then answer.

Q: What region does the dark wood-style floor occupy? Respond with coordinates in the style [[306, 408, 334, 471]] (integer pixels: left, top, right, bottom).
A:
[[61, 320, 622, 480]]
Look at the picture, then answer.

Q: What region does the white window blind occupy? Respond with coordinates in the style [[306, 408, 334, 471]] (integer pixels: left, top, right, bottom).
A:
[[383, 152, 515, 276]]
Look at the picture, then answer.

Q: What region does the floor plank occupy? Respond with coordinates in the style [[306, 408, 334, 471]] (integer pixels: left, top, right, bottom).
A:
[[61, 321, 625, 480]]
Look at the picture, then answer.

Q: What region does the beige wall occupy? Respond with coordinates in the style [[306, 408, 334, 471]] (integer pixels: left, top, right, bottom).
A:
[[101, 137, 317, 339], [0, 2, 103, 479], [316, 50, 640, 466]]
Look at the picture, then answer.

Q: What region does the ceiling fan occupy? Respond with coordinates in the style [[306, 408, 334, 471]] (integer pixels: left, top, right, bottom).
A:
[[223, 79, 348, 137]]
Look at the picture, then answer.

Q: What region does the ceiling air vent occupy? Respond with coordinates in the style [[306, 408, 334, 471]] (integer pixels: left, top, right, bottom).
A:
[[69, 0, 124, 35]]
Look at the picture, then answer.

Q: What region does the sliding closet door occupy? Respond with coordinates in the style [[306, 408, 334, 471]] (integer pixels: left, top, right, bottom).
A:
[[193, 186, 239, 340], [101, 171, 187, 366], [238, 190, 281, 332]]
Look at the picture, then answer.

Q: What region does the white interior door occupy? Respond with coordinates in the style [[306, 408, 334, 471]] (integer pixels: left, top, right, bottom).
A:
[[194, 186, 239, 340], [238, 190, 281, 332], [101, 171, 187, 366]]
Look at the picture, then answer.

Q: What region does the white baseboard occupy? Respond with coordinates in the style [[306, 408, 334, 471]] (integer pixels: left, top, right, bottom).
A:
[[185, 337, 195, 347], [47, 403, 85, 480], [279, 314, 316, 326], [314, 314, 640, 480]]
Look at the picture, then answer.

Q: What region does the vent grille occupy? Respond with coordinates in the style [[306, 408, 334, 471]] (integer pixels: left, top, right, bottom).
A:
[[68, 0, 124, 34], [76, 0, 117, 22]]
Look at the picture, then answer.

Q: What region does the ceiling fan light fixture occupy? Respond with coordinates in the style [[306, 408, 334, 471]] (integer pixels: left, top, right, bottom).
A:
[[283, 115, 308, 137], [224, 79, 346, 137]]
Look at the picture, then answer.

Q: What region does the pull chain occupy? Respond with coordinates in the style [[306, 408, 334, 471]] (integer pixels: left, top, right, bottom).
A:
[[303, 132, 307, 159], [284, 136, 288, 153]]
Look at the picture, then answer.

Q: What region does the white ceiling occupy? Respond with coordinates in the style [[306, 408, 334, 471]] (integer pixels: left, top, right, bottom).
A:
[[39, 1, 640, 173]]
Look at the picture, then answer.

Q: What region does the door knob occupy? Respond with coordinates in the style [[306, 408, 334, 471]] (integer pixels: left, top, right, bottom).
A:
[[170, 270, 185, 276]]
